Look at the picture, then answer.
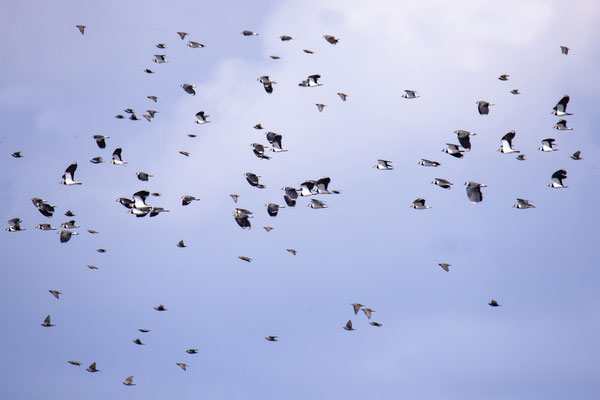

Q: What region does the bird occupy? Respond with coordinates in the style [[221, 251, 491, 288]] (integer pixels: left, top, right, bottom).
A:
[[147, 95, 158, 102], [152, 54, 167, 63], [115, 114, 124, 119], [269, 54, 279, 58], [280, 35, 294, 41], [111, 148, 127, 165], [299, 181, 316, 196], [181, 196, 200, 206], [552, 95, 572, 116], [124, 109, 134, 114], [351, 304, 363, 315], [230, 194, 239, 203], [560, 46, 569, 55], [266, 132, 287, 152], [258, 76, 276, 94], [251, 143, 271, 160], [187, 41, 205, 48], [510, 89, 520, 95], [361, 308, 375, 319], [432, 178, 453, 189], [176, 363, 187, 371], [133, 338, 144, 345], [61, 220, 79, 229], [41, 315, 55, 327], [410, 198, 430, 209], [60, 162, 82, 185], [442, 143, 464, 158], [96, 249, 107, 253], [298, 74, 322, 87], [65, 210, 75, 217], [254, 124, 264, 130], [234, 208, 253, 230], [6, 218, 25, 232], [93, 135, 109, 149], [539, 138, 558, 152], [149, 207, 169, 217], [498, 74, 510, 81], [476, 100, 493, 115], [177, 240, 186, 248], [136, 172, 153, 181], [186, 349, 198, 354], [239, 256, 252, 262], [266, 203, 285, 217], [455, 130, 476, 151], [128, 208, 149, 218], [68, 361, 81, 366], [87, 265, 98, 270], [156, 43, 166, 49], [323, 34, 340, 44], [36, 224, 55, 231], [286, 249, 297, 255], [142, 114, 152, 122], [154, 305, 167, 311], [76, 25, 86, 35], [245, 172, 265, 188], [439, 263, 451, 272], [282, 187, 298, 207], [123, 376, 135, 386], [402, 90, 419, 99], [489, 300, 501, 307], [177, 32, 189, 40], [465, 182, 486, 203], [87, 229, 99, 234], [181, 84, 196, 95], [263, 226, 274, 232], [303, 49, 315, 54], [143, 69, 154, 74], [343, 320, 355, 331], [11, 151, 23, 158], [116, 197, 134, 209], [241, 30, 258, 36], [132, 190, 151, 210], [265, 336, 278, 341], [129, 113, 140, 121], [372, 158, 394, 170], [195, 110, 210, 124], [369, 322, 383, 327], [179, 151, 190, 157], [308, 199, 327, 209], [86, 362, 99, 372], [58, 230, 78, 243], [570, 151, 583, 160], [316, 177, 333, 194], [516, 154, 526, 161], [513, 199, 535, 209], [419, 159, 440, 167], [553, 119, 573, 131], [549, 169, 567, 188], [498, 131, 519, 153], [316, 103, 326, 112], [32, 198, 55, 217], [138, 329, 150, 333]]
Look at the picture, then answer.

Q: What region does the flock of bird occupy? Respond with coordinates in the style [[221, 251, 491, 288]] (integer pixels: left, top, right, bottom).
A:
[[4, 23, 581, 387]]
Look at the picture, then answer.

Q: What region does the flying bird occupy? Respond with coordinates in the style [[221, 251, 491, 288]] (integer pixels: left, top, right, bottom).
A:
[[370, 322, 383, 327], [298, 74, 322, 87], [549, 169, 567, 188], [498, 131, 519, 154], [133, 338, 144, 345], [323, 34, 340, 44], [181, 84, 196, 95], [179, 151, 190, 157], [176, 363, 187, 371], [402, 90, 419, 99], [60, 162, 82, 185], [498, 74, 510, 81], [36, 224, 55, 231], [32, 198, 55, 217], [362, 308, 375, 319], [154, 304, 167, 311], [538, 138, 558, 152], [419, 159, 440, 167], [251, 143, 271, 160], [68, 361, 81, 366], [90, 157, 103, 164], [241, 30, 258, 36], [560, 46, 569, 55], [111, 148, 127, 165], [195, 110, 210, 124], [239, 256, 252, 262], [316, 103, 326, 112], [86, 362, 99, 372], [147, 95, 158, 102], [177, 240, 186, 248], [303, 49, 314, 54], [41, 315, 55, 327], [11, 151, 23, 158], [65, 210, 75, 217], [442, 143, 464, 158], [455, 130, 476, 151], [266, 203, 285, 217], [265, 336, 278, 341], [516, 154, 526, 161], [280, 35, 294, 41], [177, 32, 188, 40], [439, 263, 451, 272], [410, 198, 430, 209], [553, 119, 572, 131], [143, 69, 154, 74], [308, 199, 327, 209], [181, 195, 200, 206], [570, 151, 582, 160], [282, 187, 298, 207], [123, 376, 135, 386], [58, 230, 78, 243], [136, 172, 153, 181], [351, 304, 363, 315], [476, 100, 493, 115], [552, 95, 572, 116], [465, 182, 486, 203], [230, 194, 239, 203], [233, 208, 253, 230], [153, 54, 167, 63], [156, 43, 166, 49], [510, 89, 520, 95], [93, 135, 109, 149], [187, 41, 205, 48], [266, 132, 287, 152], [513, 198, 535, 209], [6, 218, 25, 232], [76, 25, 86, 35], [186, 349, 198, 354], [489, 300, 501, 307], [286, 249, 297, 256], [343, 320, 355, 331], [374, 159, 393, 170], [61, 220, 79, 229], [258, 76, 276, 94], [432, 178, 453, 189], [263, 226, 273, 232], [245, 172, 265, 188]]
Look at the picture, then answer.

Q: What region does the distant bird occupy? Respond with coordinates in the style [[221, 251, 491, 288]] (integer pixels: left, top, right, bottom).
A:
[[263, 226, 273, 232], [510, 89, 520, 95], [552, 95, 572, 116], [476, 100, 493, 115], [182, 195, 200, 206], [133, 338, 144, 345], [258, 76, 276, 94], [489, 300, 500, 307], [513, 198, 535, 209], [154, 305, 167, 311], [254, 124, 263, 130], [316, 177, 333, 194], [65, 210, 75, 217], [111, 148, 127, 165], [61, 220, 79, 229], [570, 151, 582, 160], [351, 304, 363, 315], [68, 361, 81, 366], [181, 84, 196, 95], [136, 172, 153, 181], [153, 54, 167, 63], [87, 265, 98, 270], [123, 376, 135, 386], [96, 249, 107, 253], [251, 143, 271, 160], [299, 180, 316, 196], [133, 190, 151, 210], [442, 143, 464, 158], [177, 240, 186, 248], [549, 169, 567, 188], [316, 103, 326, 112], [177, 32, 189, 40], [432, 178, 453, 189], [282, 187, 298, 207], [76, 25, 86, 35], [265, 336, 278, 341], [187, 41, 205, 48], [308, 199, 327, 209], [361, 308, 375, 319], [410, 198, 430, 210], [230, 194, 239, 203], [36, 224, 55, 231], [233, 208, 253, 230], [374, 159, 393, 170], [280, 35, 294, 41], [465, 182, 486, 203], [11, 151, 23, 158], [142, 114, 152, 122], [146, 109, 157, 118], [115, 115, 124, 119], [186, 349, 198, 354], [195, 110, 210, 124], [241, 30, 258, 36], [187, 134, 197, 138], [419, 159, 440, 167], [143, 69, 154, 74], [266, 203, 285, 217], [270, 55, 280, 59], [58, 230, 78, 243], [6, 218, 25, 232], [147, 95, 158, 102], [266, 132, 287, 152], [539, 138, 558, 152], [498, 74, 510, 81], [298, 74, 322, 87], [439, 263, 451, 272], [129, 113, 140, 121], [93, 135, 109, 149], [86, 362, 99, 372], [239, 256, 252, 262], [87, 229, 98, 234], [455, 130, 476, 151], [369, 322, 383, 327], [343, 320, 355, 331], [516, 154, 526, 161], [560, 46, 569, 55], [149, 207, 169, 217], [498, 131, 519, 153], [124, 109, 134, 114], [286, 249, 297, 256], [156, 43, 166, 49], [179, 151, 190, 157], [138, 329, 150, 333], [176, 363, 187, 371], [41, 315, 55, 327], [60, 162, 82, 185], [402, 90, 419, 99], [323, 34, 340, 44], [337, 92, 348, 101], [245, 172, 265, 188], [32, 198, 55, 217], [553, 119, 572, 131], [303, 49, 314, 54]]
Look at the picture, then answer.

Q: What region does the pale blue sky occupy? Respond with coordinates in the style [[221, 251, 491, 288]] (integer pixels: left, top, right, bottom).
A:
[[1, 1, 600, 399]]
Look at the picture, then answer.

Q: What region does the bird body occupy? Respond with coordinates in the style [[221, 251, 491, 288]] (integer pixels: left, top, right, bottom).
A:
[[549, 169, 567, 188], [465, 182, 486, 203], [513, 199, 535, 209], [476, 101, 493, 115], [538, 138, 558, 152], [498, 131, 519, 153], [552, 95, 572, 116], [419, 159, 440, 167], [60, 162, 82, 185]]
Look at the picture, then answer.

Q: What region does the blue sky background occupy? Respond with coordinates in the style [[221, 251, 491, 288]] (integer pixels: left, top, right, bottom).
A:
[[1, 0, 600, 398]]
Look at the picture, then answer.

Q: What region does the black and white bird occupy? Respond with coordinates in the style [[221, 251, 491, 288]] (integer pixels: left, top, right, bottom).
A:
[[181, 84, 196, 95], [299, 180, 316, 196], [32, 198, 55, 217], [186, 349, 198, 354], [419, 159, 440, 167], [280, 35, 295, 41], [410, 198, 430, 209], [132, 190, 151, 210], [60, 162, 82, 185], [136, 172, 153, 181], [242, 30, 258, 36], [93, 135, 109, 149], [455, 130, 476, 151], [343, 320, 355, 331], [337, 92, 348, 101], [233, 208, 252, 230], [498, 131, 519, 154], [560, 46, 569, 55], [402, 90, 419, 99], [316, 103, 326, 112], [90, 156, 103, 164], [308, 199, 327, 209], [181, 196, 200, 206], [498, 74, 510, 81], [254, 124, 263, 130], [76, 25, 86, 35], [265, 336, 278, 341], [245, 173, 265, 188], [258, 76, 276, 94], [11, 151, 23, 158], [116, 197, 135, 209], [41, 315, 55, 327], [476, 100, 493, 115], [552, 95, 572, 116], [266, 203, 285, 217], [187, 41, 205, 48], [549, 169, 567, 188], [570, 151, 582, 160], [442, 143, 464, 158], [251, 143, 271, 160], [510, 89, 520, 95], [374, 159, 393, 170], [123, 376, 135, 386], [266, 132, 287, 152], [6, 218, 25, 232], [143, 69, 154, 74], [61, 220, 79, 229], [513, 198, 535, 209], [86, 362, 99, 372], [58, 230, 78, 243], [36, 224, 56, 231], [177, 32, 188, 40], [539, 138, 558, 152], [432, 178, 453, 189], [282, 187, 298, 207], [323, 34, 340, 44], [315, 177, 333, 194], [465, 182, 487, 203], [553, 119, 572, 131], [195, 111, 210, 124], [153, 54, 167, 63], [111, 148, 127, 165], [298, 74, 322, 87]]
